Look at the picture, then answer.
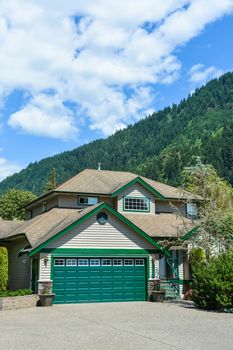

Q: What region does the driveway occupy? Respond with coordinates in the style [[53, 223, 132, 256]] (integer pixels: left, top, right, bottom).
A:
[[0, 302, 232, 350]]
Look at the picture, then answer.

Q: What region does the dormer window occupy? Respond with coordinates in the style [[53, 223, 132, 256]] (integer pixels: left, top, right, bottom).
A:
[[123, 196, 150, 212], [78, 196, 98, 206]]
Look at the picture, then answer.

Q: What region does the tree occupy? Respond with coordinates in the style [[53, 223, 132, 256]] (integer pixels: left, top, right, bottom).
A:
[[44, 168, 57, 193], [0, 247, 8, 291], [0, 189, 36, 220], [182, 158, 233, 255]]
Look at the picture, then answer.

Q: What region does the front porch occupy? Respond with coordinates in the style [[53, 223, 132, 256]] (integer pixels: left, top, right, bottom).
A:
[[150, 249, 191, 300]]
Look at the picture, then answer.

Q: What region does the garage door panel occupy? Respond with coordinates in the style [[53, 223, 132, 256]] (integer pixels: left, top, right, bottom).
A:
[[53, 257, 147, 303]]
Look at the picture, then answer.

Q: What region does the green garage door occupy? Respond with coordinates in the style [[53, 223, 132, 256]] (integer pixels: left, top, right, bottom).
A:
[[53, 257, 147, 303]]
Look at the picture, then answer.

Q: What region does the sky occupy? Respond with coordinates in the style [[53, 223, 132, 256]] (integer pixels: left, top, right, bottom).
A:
[[0, 0, 233, 181]]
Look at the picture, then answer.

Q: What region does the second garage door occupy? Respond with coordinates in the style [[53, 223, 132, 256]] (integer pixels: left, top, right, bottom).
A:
[[53, 257, 147, 303]]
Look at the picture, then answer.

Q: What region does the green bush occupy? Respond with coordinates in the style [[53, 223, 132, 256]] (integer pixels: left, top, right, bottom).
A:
[[192, 250, 233, 311], [0, 289, 33, 298], [0, 247, 8, 291], [189, 247, 206, 271]]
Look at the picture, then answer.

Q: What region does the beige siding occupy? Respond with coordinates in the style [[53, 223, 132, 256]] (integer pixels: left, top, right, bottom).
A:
[[6, 238, 30, 290], [47, 212, 155, 250], [39, 253, 51, 280], [117, 183, 155, 214], [28, 197, 59, 219], [155, 200, 186, 216], [59, 194, 78, 208]]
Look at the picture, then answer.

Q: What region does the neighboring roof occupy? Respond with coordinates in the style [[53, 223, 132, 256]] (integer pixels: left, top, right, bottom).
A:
[[25, 169, 193, 208], [0, 220, 24, 240], [123, 213, 196, 238]]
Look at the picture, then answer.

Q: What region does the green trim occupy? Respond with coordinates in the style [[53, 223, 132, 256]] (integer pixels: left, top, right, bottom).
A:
[[43, 248, 156, 256], [181, 225, 200, 241], [123, 196, 150, 213], [111, 177, 166, 200], [168, 279, 192, 285], [29, 203, 170, 257]]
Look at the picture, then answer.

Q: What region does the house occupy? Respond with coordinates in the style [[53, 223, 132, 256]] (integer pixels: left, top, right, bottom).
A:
[[0, 169, 198, 303]]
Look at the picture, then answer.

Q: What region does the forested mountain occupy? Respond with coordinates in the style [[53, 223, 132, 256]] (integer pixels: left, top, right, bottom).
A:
[[0, 72, 233, 196]]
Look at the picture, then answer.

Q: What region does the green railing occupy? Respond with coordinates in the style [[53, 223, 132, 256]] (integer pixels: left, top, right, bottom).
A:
[[167, 258, 179, 294]]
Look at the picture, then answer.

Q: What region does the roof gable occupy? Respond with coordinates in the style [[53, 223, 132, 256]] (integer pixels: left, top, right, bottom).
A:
[[111, 176, 166, 200], [28, 203, 170, 257]]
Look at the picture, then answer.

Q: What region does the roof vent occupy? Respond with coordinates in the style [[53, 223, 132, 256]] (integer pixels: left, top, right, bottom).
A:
[[97, 163, 101, 171]]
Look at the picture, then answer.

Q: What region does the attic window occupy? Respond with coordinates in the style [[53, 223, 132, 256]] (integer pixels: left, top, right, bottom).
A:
[[123, 197, 149, 212], [78, 196, 98, 205]]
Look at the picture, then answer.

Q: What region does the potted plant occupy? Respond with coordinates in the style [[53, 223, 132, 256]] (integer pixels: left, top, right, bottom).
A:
[[151, 280, 166, 302], [38, 281, 55, 307]]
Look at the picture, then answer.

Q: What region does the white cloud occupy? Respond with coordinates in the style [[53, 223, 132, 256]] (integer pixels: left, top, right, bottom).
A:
[[0, 157, 21, 181], [0, 0, 232, 138], [8, 94, 78, 139], [189, 64, 224, 86]]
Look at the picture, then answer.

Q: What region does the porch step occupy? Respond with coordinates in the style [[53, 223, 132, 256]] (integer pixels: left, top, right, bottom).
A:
[[160, 280, 180, 300]]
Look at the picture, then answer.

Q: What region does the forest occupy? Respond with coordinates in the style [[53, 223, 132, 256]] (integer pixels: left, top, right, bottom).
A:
[[0, 72, 232, 196]]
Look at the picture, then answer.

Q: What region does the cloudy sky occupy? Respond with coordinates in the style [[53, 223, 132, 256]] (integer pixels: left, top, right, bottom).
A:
[[0, 0, 233, 180]]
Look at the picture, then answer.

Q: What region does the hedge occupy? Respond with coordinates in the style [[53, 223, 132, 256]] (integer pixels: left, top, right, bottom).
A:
[[192, 249, 233, 311], [0, 247, 8, 291], [0, 289, 33, 298]]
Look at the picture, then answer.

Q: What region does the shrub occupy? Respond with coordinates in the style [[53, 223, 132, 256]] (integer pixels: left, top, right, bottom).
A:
[[192, 249, 233, 310], [0, 289, 33, 298], [0, 247, 8, 291], [189, 247, 206, 272]]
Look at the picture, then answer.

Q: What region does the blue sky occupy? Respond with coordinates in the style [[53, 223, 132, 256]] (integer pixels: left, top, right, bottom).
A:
[[0, 1, 233, 180]]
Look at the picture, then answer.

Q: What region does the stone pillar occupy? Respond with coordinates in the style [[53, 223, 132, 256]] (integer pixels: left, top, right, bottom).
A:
[[37, 280, 53, 295]]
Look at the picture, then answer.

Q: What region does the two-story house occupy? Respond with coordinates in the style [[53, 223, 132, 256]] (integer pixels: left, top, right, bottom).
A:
[[0, 169, 198, 303]]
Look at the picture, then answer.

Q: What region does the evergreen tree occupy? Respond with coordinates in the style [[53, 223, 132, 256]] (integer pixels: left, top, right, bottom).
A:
[[44, 168, 57, 193]]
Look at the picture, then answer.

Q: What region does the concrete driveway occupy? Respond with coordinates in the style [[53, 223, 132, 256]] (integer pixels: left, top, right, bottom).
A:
[[0, 302, 232, 350]]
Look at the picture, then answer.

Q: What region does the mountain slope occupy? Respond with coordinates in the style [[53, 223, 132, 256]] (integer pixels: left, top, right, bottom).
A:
[[0, 72, 233, 195]]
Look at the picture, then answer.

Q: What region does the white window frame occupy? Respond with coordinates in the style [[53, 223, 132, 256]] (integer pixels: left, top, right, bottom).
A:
[[54, 259, 65, 266], [78, 196, 99, 205], [90, 259, 100, 266], [66, 259, 77, 266], [135, 259, 144, 266], [102, 259, 112, 266], [113, 259, 123, 266], [186, 203, 198, 218], [124, 259, 134, 266], [78, 259, 89, 266], [123, 196, 150, 212]]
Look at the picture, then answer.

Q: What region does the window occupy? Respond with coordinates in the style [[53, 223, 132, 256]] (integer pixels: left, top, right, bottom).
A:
[[123, 197, 149, 212], [54, 259, 65, 266], [66, 259, 77, 266], [186, 203, 198, 218], [102, 259, 111, 266], [113, 259, 123, 266], [124, 259, 134, 266], [90, 259, 100, 266], [78, 259, 89, 266], [78, 196, 98, 205], [135, 259, 144, 266]]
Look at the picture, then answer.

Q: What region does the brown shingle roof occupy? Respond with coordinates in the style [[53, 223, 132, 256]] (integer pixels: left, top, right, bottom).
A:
[[123, 213, 196, 238], [55, 169, 193, 199], [0, 220, 24, 239], [3, 205, 101, 249]]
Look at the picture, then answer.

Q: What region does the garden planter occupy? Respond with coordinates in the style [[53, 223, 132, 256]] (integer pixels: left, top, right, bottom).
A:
[[38, 294, 55, 306], [151, 290, 166, 302]]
